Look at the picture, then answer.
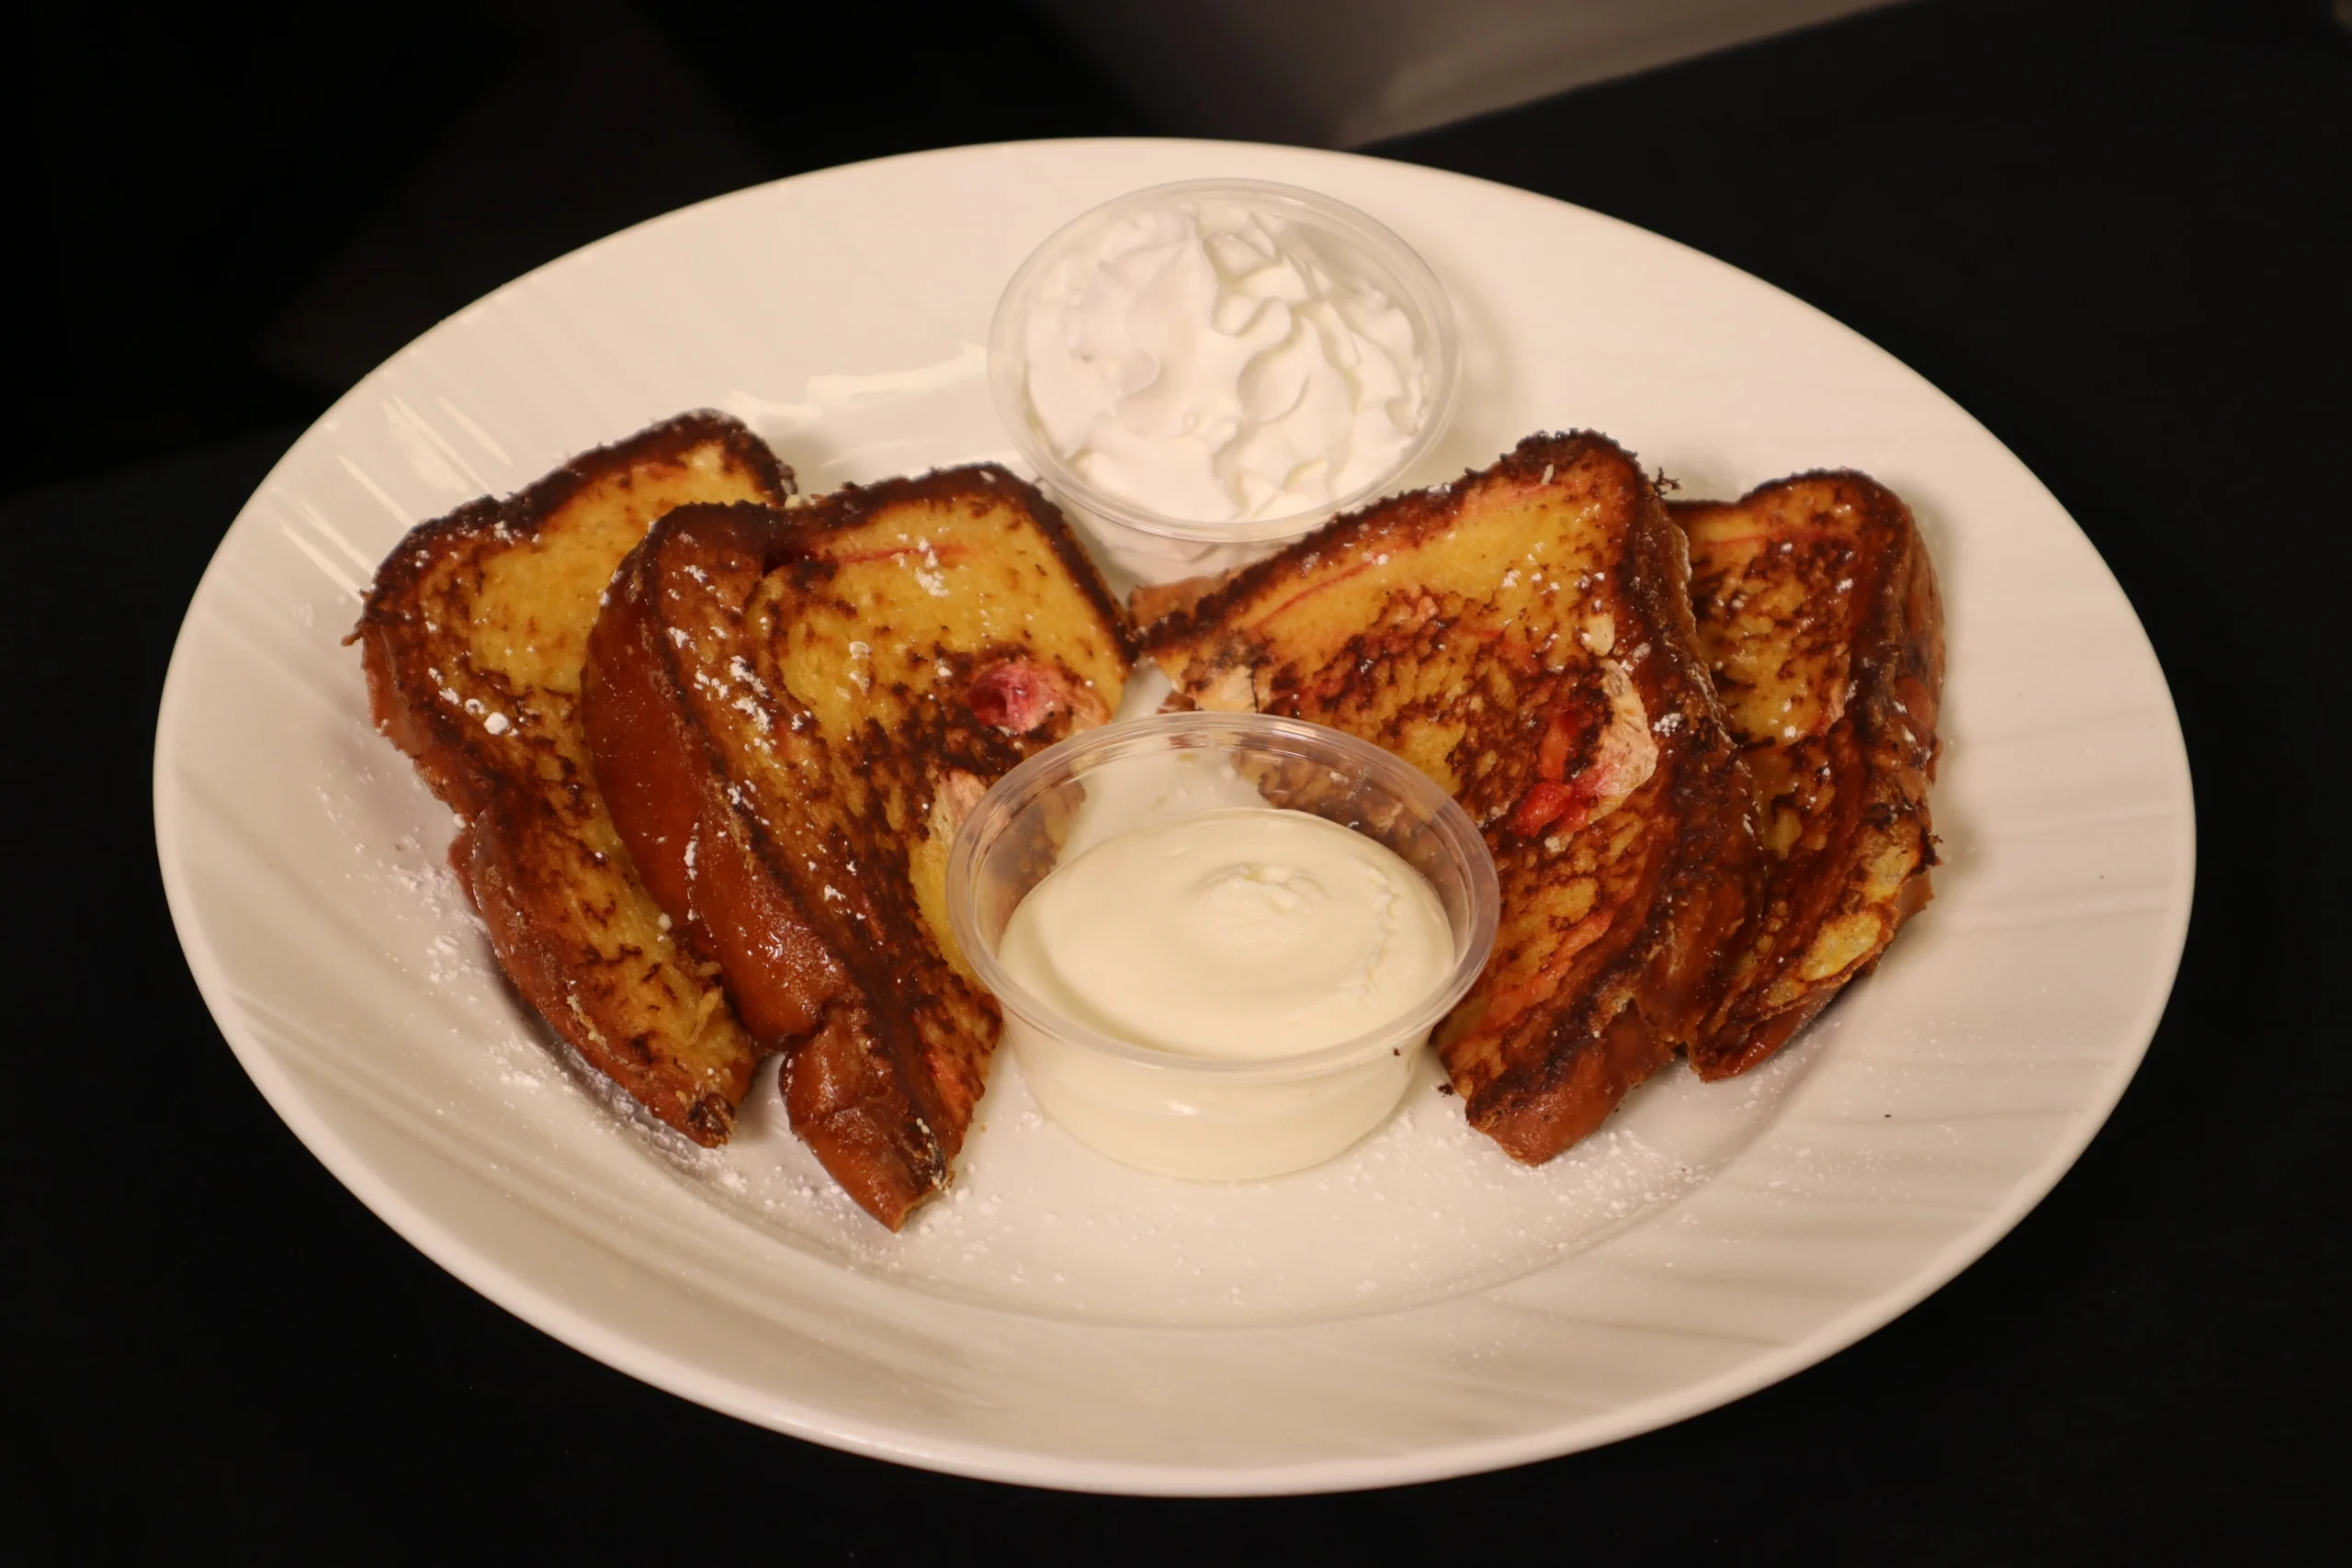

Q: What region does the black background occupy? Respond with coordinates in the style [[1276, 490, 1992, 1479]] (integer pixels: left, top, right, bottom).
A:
[[6, 1, 2346, 1561]]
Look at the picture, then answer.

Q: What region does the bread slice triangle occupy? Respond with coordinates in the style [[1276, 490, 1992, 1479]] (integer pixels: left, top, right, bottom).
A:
[[1145, 433, 1758, 1160], [586, 468, 1131, 1225], [1674, 472, 1943, 1077], [355, 412, 786, 1143]]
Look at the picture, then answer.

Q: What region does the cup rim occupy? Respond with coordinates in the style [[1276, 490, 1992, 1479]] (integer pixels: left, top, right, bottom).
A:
[[945, 711, 1499, 1084], [987, 178, 1461, 546]]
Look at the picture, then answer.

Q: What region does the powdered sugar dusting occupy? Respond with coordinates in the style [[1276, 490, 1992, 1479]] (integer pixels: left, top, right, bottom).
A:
[[637, 1028, 1836, 1329]]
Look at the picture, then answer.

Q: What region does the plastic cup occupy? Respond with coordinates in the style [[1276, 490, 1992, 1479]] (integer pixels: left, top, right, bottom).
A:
[[946, 712, 1498, 1179]]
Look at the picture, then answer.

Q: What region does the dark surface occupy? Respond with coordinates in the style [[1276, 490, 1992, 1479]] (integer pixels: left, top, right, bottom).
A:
[[7, 0, 2346, 1560]]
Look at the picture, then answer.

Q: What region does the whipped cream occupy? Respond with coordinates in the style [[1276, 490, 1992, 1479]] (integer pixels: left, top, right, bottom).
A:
[[1019, 195, 1429, 525], [998, 807, 1453, 1062]]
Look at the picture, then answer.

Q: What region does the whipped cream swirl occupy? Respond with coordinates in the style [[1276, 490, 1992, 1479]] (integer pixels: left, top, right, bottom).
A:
[[1020, 197, 1427, 525]]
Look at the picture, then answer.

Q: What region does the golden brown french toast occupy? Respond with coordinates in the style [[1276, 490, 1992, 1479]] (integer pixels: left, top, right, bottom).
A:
[[1145, 433, 1758, 1162], [354, 412, 791, 1145], [584, 468, 1132, 1227], [1674, 473, 1943, 1077]]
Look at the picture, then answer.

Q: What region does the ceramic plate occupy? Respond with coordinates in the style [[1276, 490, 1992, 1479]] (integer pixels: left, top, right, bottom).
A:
[[154, 140, 2193, 1495]]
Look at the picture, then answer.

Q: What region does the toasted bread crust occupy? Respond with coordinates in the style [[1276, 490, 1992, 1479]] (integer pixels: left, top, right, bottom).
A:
[[355, 411, 790, 1144], [1674, 472, 1943, 1077], [586, 468, 1131, 1225], [1148, 433, 1758, 1161]]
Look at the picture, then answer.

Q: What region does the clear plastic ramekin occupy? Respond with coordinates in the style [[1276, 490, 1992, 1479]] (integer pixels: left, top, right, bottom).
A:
[[988, 178, 1460, 586], [946, 713, 1498, 1180]]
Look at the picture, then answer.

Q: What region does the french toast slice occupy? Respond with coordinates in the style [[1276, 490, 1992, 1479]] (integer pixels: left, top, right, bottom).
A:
[[355, 411, 791, 1145], [584, 468, 1132, 1227], [1673, 472, 1943, 1077], [1144, 433, 1758, 1162]]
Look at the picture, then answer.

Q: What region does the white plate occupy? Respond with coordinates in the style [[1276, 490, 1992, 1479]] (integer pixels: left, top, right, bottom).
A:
[[154, 140, 2193, 1495]]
